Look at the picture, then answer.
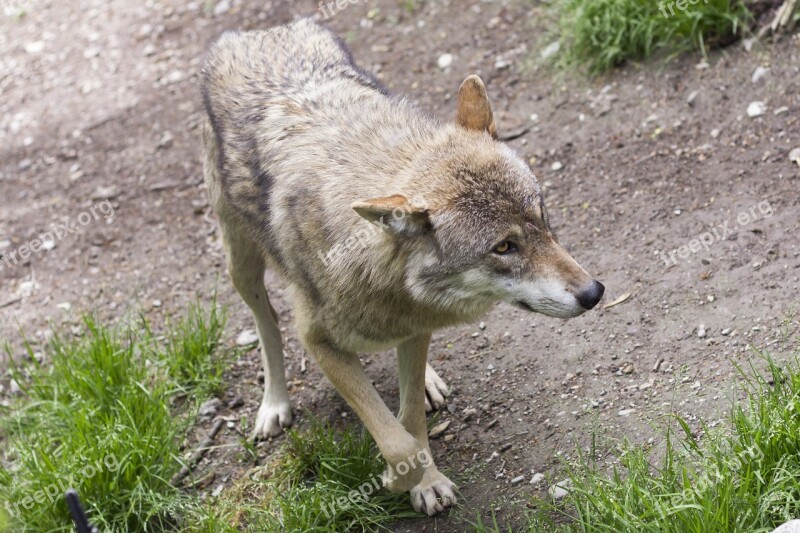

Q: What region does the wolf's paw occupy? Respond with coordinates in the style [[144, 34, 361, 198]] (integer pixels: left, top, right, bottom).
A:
[[251, 399, 292, 440], [410, 469, 458, 516], [425, 363, 450, 412]]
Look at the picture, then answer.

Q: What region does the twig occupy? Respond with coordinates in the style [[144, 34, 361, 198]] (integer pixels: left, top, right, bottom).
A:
[[468, 349, 496, 360], [0, 296, 22, 309], [759, 0, 799, 36], [171, 418, 225, 485]]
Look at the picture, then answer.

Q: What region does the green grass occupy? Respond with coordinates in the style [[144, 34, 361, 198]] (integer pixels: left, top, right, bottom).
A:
[[0, 300, 423, 533], [0, 300, 227, 532], [554, 0, 752, 73], [475, 348, 800, 532], [213, 416, 422, 532]]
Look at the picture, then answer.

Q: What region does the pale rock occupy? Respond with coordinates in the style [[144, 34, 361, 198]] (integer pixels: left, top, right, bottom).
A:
[[437, 53, 454, 69], [541, 41, 560, 60], [236, 329, 259, 346], [548, 479, 571, 500], [747, 101, 766, 117], [752, 66, 769, 83]]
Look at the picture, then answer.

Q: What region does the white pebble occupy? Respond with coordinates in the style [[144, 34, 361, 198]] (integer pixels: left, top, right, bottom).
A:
[[747, 101, 766, 117], [437, 53, 454, 69]]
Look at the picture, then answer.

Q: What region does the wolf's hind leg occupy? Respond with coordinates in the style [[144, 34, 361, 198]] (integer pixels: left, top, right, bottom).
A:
[[221, 224, 292, 439]]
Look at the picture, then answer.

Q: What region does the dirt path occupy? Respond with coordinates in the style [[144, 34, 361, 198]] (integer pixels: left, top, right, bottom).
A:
[[2, 0, 799, 530]]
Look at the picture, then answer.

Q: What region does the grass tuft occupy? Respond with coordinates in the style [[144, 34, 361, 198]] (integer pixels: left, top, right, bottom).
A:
[[554, 0, 752, 73], [0, 301, 226, 532], [216, 416, 422, 532]]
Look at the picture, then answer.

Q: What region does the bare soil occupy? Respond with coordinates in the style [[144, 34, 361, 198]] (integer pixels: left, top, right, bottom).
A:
[[1, 0, 799, 531]]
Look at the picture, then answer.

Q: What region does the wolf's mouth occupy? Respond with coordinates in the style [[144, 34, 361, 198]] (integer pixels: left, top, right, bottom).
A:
[[513, 301, 535, 312]]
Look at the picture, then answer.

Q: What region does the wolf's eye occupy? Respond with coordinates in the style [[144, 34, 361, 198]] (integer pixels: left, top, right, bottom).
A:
[[493, 241, 518, 255]]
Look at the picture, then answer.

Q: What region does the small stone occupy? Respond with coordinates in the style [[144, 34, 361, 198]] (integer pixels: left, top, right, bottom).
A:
[[747, 101, 766, 117], [41, 239, 56, 251], [618, 408, 636, 417], [540, 41, 560, 60], [711, 128, 720, 139], [530, 472, 545, 485], [236, 329, 259, 346], [18, 159, 32, 171], [443, 434, 455, 443], [91, 185, 118, 200], [698, 325, 707, 339], [24, 41, 45, 54], [463, 407, 478, 421], [495, 57, 511, 70], [437, 53, 454, 69], [143, 44, 157, 57], [687, 90, 699, 106], [622, 363, 634, 375], [213, 0, 231, 16], [721, 328, 733, 336], [751, 66, 769, 84], [83, 47, 100, 59], [152, 300, 162, 308], [511, 475, 525, 485], [199, 398, 221, 416], [428, 419, 451, 439], [157, 131, 174, 149], [789, 148, 800, 166], [137, 24, 154, 38], [548, 480, 571, 500], [478, 321, 486, 330], [551, 161, 563, 171], [10, 380, 22, 395], [166, 70, 185, 84], [774, 106, 789, 115]]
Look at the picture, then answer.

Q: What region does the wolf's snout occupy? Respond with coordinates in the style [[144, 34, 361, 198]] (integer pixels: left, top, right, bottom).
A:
[[577, 280, 605, 310]]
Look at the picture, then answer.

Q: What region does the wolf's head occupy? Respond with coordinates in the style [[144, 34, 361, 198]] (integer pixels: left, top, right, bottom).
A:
[[352, 76, 604, 320]]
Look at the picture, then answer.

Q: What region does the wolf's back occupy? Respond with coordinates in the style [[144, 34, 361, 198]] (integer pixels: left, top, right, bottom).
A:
[[202, 19, 382, 121]]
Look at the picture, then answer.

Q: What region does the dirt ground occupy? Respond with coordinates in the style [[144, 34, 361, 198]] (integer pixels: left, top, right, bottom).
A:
[[2, 0, 800, 531]]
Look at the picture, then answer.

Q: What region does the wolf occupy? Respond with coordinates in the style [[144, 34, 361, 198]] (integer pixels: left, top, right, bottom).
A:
[[201, 18, 604, 516]]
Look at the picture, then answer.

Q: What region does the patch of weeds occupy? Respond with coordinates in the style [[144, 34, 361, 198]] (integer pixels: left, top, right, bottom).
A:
[[214, 416, 423, 532], [478, 348, 800, 532], [145, 298, 227, 398], [0, 301, 227, 532], [554, 0, 752, 73]]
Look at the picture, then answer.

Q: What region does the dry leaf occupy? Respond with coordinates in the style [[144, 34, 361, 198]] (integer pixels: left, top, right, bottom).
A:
[[604, 292, 632, 309]]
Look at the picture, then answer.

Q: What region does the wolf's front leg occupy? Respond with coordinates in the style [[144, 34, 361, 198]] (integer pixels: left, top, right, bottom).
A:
[[303, 336, 426, 492], [424, 362, 450, 412], [397, 334, 458, 515]]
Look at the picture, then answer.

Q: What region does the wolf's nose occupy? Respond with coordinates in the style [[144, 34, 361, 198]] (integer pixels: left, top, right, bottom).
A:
[[577, 280, 605, 310]]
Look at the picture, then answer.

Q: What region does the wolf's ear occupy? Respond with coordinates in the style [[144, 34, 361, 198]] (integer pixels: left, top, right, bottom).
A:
[[456, 75, 498, 139], [352, 194, 431, 236]]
